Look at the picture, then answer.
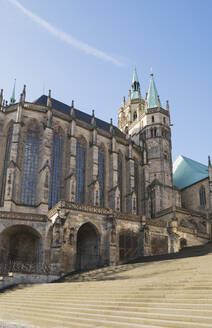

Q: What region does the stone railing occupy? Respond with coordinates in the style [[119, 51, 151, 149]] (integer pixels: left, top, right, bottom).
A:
[[0, 261, 52, 275]]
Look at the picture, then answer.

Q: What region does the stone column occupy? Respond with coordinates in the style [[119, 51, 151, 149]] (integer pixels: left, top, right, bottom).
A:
[[4, 122, 22, 209], [37, 126, 53, 209], [167, 218, 180, 253], [109, 136, 119, 209]]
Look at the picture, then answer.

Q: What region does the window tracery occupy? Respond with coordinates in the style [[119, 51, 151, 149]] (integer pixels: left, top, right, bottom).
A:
[[21, 123, 40, 205]]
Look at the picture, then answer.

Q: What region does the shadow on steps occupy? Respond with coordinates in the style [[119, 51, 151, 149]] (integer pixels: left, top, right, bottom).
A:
[[58, 242, 212, 283]]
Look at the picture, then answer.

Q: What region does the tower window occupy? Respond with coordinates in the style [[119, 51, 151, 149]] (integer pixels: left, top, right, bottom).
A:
[[150, 129, 154, 138], [133, 111, 137, 121], [199, 186, 206, 208], [163, 117, 166, 124], [152, 116, 154, 123], [154, 128, 157, 137]]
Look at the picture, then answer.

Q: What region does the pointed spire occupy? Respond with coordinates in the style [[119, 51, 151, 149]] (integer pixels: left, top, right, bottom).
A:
[[146, 72, 160, 109], [10, 79, 16, 104], [131, 67, 140, 100]]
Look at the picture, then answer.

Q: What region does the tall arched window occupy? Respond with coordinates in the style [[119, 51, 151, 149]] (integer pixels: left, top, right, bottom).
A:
[[150, 188, 156, 217], [98, 146, 104, 207], [199, 186, 206, 208], [134, 161, 138, 214], [49, 130, 63, 209], [1, 124, 13, 204], [21, 123, 40, 205], [76, 138, 86, 203], [118, 152, 123, 211]]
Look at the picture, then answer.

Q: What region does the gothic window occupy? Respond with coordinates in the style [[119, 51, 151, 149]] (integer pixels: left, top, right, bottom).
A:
[[150, 129, 154, 138], [163, 117, 166, 124], [76, 138, 86, 203], [199, 186, 206, 208], [98, 146, 104, 207], [118, 152, 123, 211], [152, 116, 154, 123], [49, 130, 63, 209], [133, 111, 137, 121], [134, 161, 139, 214], [1, 124, 13, 204], [150, 188, 156, 217], [154, 128, 157, 137], [21, 123, 40, 205]]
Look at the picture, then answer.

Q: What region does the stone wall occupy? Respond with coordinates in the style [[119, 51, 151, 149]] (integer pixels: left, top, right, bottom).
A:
[[181, 179, 209, 213]]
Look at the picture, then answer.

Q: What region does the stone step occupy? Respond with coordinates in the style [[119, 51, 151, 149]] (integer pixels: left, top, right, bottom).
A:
[[2, 300, 212, 317], [2, 306, 212, 328]]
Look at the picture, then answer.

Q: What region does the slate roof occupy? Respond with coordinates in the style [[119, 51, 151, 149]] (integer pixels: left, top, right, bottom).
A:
[[173, 155, 209, 190], [34, 95, 125, 138]]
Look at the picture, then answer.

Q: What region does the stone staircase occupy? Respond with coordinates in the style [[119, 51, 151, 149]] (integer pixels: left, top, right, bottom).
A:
[[1, 243, 212, 327]]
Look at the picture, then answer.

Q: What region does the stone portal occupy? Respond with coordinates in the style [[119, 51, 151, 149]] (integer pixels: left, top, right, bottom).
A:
[[0, 225, 42, 272], [76, 223, 99, 271]]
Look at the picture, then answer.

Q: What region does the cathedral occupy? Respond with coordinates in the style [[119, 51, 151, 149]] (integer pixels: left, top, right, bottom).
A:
[[0, 69, 211, 275]]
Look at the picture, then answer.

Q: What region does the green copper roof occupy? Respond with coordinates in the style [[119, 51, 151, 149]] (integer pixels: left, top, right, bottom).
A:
[[10, 79, 16, 104], [131, 68, 140, 100], [147, 73, 160, 108], [173, 155, 209, 190]]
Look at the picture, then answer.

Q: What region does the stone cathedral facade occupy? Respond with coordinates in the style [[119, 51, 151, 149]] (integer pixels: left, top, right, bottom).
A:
[[0, 70, 211, 275]]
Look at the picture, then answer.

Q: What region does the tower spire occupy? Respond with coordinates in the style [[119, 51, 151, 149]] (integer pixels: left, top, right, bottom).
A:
[[10, 78, 16, 104], [146, 72, 160, 109], [131, 67, 140, 100]]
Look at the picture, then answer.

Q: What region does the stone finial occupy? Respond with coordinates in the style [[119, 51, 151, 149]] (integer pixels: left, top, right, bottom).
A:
[[157, 95, 160, 108], [166, 100, 170, 111], [47, 89, 52, 107], [22, 84, 26, 102], [129, 89, 131, 101], [19, 93, 23, 103], [91, 109, 96, 126], [123, 96, 126, 106], [208, 156, 211, 167], [70, 100, 75, 118], [110, 118, 113, 134], [0, 89, 3, 107]]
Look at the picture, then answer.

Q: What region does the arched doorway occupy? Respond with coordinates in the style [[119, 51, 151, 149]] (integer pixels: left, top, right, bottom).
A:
[[0, 225, 42, 272], [76, 223, 100, 271], [180, 238, 187, 250]]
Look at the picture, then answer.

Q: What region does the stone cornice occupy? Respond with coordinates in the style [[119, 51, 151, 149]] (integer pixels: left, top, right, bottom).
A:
[[47, 200, 141, 222], [0, 211, 47, 222]]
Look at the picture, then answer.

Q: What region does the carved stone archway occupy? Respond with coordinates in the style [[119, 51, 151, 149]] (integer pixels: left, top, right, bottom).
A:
[[0, 225, 43, 272], [76, 222, 100, 271]]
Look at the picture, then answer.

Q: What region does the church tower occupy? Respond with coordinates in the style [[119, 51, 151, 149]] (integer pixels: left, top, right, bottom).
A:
[[118, 70, 173, 217]]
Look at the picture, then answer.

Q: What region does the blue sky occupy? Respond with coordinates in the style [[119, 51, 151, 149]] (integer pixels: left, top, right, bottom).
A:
[[1, 0, 212, 164]]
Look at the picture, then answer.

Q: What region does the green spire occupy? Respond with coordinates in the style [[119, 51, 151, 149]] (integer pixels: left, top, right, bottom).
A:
[[131, 67, 140, 100], [10, 79, 16, 104], [147, 73, 160, 109]]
